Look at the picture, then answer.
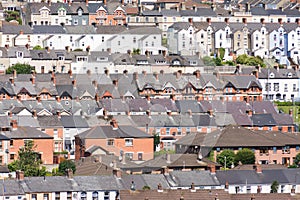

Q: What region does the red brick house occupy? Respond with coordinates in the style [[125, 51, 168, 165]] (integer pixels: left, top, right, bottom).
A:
[[75, 119, 153, 161]]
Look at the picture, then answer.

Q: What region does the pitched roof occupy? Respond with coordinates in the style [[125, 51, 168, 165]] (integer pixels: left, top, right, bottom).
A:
[[77, 125, 152, 139], [3, 126, 52, 139]]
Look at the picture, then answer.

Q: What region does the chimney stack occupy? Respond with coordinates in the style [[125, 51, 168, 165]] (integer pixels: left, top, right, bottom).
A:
[[66, 168, 73, 179], [13, 70, 17, 79], [206, 18, 211, 25], [210, 165, 216, 174], [10, 120, 18, 130], [95, 93, 100, 101], [9, 77, 14, 85], [113, 80, 118, 87], [68, 70, 73, 78], [157, 183, 163, 192], [32, 110, 37, 118], [36, 96, 41, 103], [194, 70, 201, 79], [56, 96, 61, 103], [72, 79, 76, 88], [16, 170, 24, 181], [110, 118, 118, 129], [57, 111, 61, 119], [104, 69, 109, 77], [255, 164, 262, 173]]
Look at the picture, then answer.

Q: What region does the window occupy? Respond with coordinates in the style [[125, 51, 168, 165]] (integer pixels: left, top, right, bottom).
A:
[[32, 194, 37, 200], [282, 146, 290, 154], [67, 192, 72, 200], [273, 147, 277, 154], [81, 192, 87, 200], [125, 139, 133, 146], [107, 139, 114, 146], [118, 41, 120, 46], [10, 154, 14, 160], [293, 84, 297, 92], [284, 84, 288, 92], [125, 152, 133, 160], [92, 192, 98, 200], [10, 140, 13, 147], [104, 191, 109, 200], [265, 83, 271, 91], [273, 83, 279, 92], [43, 194, 49, 200], [186, 127, 191, 134], [78, 9, 82, 16], [0, 156, 2, 164], [70, 36, 73, 42], [74, 19, 78, 25], [133, 37, 136, 43], [166, 128, 170, 135], [52, 129, 57, 138]]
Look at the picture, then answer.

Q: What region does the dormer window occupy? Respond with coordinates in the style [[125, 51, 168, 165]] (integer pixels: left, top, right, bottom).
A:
[[16, 51, 23, 58], [269, 72, 275, 78], [189, 61, 197, 65], [58, 8, 66, 16], [96, 57, 108, 61], [78, 9, 83, 16], [77, 56, 88, 62], [288, 72, 292, 78], [173, 60, 180, 65]]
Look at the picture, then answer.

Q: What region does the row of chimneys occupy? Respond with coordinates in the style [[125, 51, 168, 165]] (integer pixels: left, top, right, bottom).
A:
[[205, 17, 300, 25], [9, 69, 73, 86]]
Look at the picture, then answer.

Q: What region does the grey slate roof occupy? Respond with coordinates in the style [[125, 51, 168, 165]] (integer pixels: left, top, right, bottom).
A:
[[21, 176, 78, 193], [33, 25, 66, 34], [216, 168, 300, 185], [73, 175, 121, 191], [0, 25, 33, 34], [251, 113, 277, 126], [61, 116, 89, 128], [175, 100, 203, 113], [77, 125, 152, 139], [121, 174, 170, 190], [64, 25, 97, 34], [3, 126, 52, 139], [3, 179, 25, 195], [37, 115, 63, 128], [166, 171, 220, 187]]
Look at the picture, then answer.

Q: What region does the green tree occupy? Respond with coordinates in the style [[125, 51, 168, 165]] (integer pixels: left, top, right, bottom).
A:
[[6, 63, 34, 74], [216, 149, 235, 169], [132, 48, 141, 55], [58, 159, 76, 175], [271, 180, 279, 193], [33, 45, 44, 50], [294, 153, 300, 167], [219, 48, 225, 60], [236, 54, 248, 64], [153, 133, 160, 152], [203, 56, 215, 66], [213, 57, 223, 66], [235, 148, 255, 165], [8, 140, 45, 177]]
